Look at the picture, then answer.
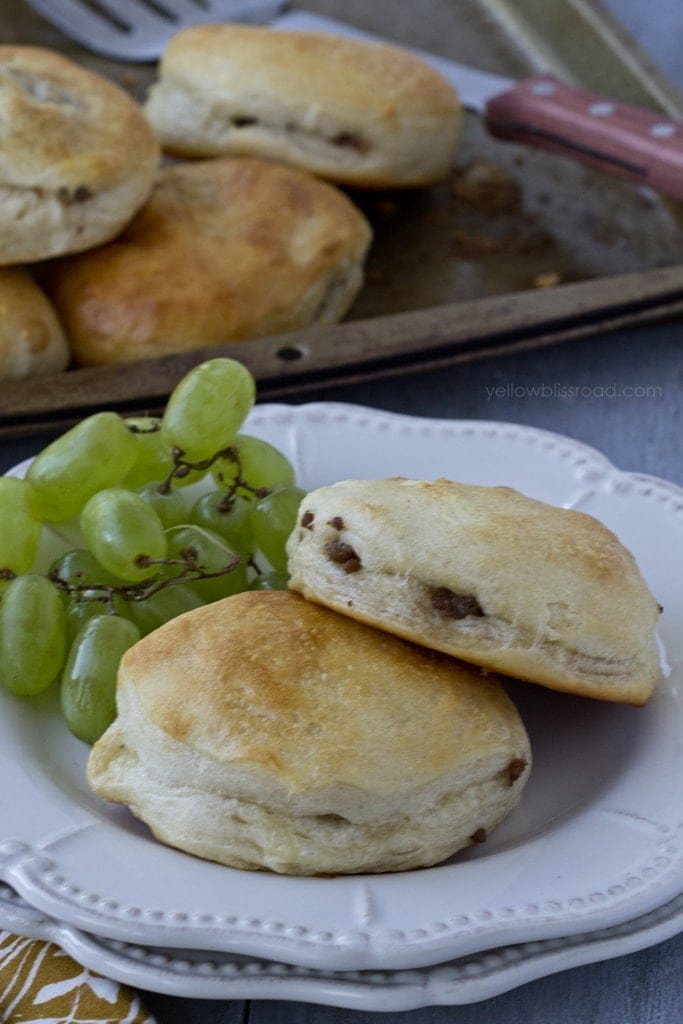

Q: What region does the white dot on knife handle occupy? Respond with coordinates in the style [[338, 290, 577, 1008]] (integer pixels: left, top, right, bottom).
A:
[[530, 80, 557, 96], [649, 123, 677, 138], [588, 101, 615, 117]]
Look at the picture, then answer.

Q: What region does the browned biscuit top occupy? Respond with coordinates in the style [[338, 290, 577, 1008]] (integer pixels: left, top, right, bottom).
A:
[[118, 590, 523, 796], [44, 157, 372, 365], [164, 24, 459, 115], [0, 46, 158, 191]]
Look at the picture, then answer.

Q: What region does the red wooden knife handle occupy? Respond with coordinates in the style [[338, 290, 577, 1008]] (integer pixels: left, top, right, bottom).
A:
[[485, 74, 683, 200]]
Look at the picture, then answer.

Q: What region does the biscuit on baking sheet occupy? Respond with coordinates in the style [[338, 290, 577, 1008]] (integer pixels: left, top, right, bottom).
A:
[[43, 157, 372, 366], [0, 268, 69, 379], [87, 591, 530, 875], [0, 47, 159, 264], [286, 478, 662, 705], [145, 25, 462, 187]]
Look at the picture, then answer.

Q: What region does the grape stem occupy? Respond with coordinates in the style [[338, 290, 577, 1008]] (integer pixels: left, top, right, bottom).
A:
[[215, 447, 271, 509], [156, 446, 228, 494], [157, 445, 271, 507], [49, 549, 242, 612]]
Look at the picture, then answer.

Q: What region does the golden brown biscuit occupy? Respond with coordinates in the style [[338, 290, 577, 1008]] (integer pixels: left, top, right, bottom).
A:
[[43, 157, 372, 366], [0, 47, 159, 264], [88, 591, 531, 875], [0, 268, 69, 379], [145, 25, 461, 187], [286, 478, 661, 705]]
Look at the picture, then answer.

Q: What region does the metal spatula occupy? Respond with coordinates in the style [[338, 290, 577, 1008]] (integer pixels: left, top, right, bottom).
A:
[[22, 0, 288, 61]]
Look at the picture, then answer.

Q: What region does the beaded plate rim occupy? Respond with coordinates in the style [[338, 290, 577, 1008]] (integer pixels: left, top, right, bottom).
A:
[[1, 879, 683, 1008]]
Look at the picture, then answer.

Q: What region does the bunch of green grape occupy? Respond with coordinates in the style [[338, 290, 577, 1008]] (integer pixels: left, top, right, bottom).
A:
[[0, 358, 305, 744]]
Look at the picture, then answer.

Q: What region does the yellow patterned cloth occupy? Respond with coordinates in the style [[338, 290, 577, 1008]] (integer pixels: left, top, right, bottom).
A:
[[0, 931, 156, 1023]]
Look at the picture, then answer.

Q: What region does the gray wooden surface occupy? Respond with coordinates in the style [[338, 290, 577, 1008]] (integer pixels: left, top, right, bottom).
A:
[[2, 0, 683, 1020]]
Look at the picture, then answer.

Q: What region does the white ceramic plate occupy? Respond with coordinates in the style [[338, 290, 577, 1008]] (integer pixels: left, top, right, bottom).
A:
[[1, 403, 682, 972], [1, 880, 683, 1010]]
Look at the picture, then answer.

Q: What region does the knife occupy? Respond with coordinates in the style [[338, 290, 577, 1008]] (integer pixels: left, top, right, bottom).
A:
[[274, 10, 683, 201]]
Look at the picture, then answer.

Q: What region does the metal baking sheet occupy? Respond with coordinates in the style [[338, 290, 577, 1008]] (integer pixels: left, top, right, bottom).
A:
[[1, 0, 682, 430]]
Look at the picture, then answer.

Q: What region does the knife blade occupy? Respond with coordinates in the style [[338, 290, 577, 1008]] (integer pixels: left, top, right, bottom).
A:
[[273, 10, 683, 201]]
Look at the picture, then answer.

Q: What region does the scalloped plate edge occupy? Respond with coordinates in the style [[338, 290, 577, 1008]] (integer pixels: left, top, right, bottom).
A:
[[1, 882, 683, 1009]]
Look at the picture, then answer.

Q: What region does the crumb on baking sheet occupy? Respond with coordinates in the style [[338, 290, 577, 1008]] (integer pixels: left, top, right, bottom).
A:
[[451, 160, 522, 215], [533, 272, 562, 288], [450, 230, 508, 257]]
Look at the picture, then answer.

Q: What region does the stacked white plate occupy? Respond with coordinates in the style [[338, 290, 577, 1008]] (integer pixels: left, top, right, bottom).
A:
[[2, 403, 682, 1010]]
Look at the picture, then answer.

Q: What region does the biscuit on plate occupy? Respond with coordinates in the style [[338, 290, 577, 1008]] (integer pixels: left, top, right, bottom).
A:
[[286, 478, 661, 705], [0, 47, 159, 264], [0, 268, 69, 379], [87, 590, 530, 875], [43, 157, 372, 366], [145, 25, 461, 187]]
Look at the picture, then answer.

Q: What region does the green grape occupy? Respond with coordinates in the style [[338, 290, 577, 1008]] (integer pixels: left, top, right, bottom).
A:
[[127, 584, 203, 637], [190, 491, 253, 555], [121, 417, 173, 490], [161, 358, 255, 462], [27, 412, 138, 522], [49, 548, 124, 589], [47, 516, 83, 552], [252, 486, 306, 574], [66, 592, 129, 644], [0, 476, 42, 576], [61, 615, 140, 744], [137, 483, 189, 529], [249, 570, 290, 591], [81, 488, 167, 582], [210, 434, 295, 494], [0, 575, 66, 696], [165, 525, 247, 603]]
